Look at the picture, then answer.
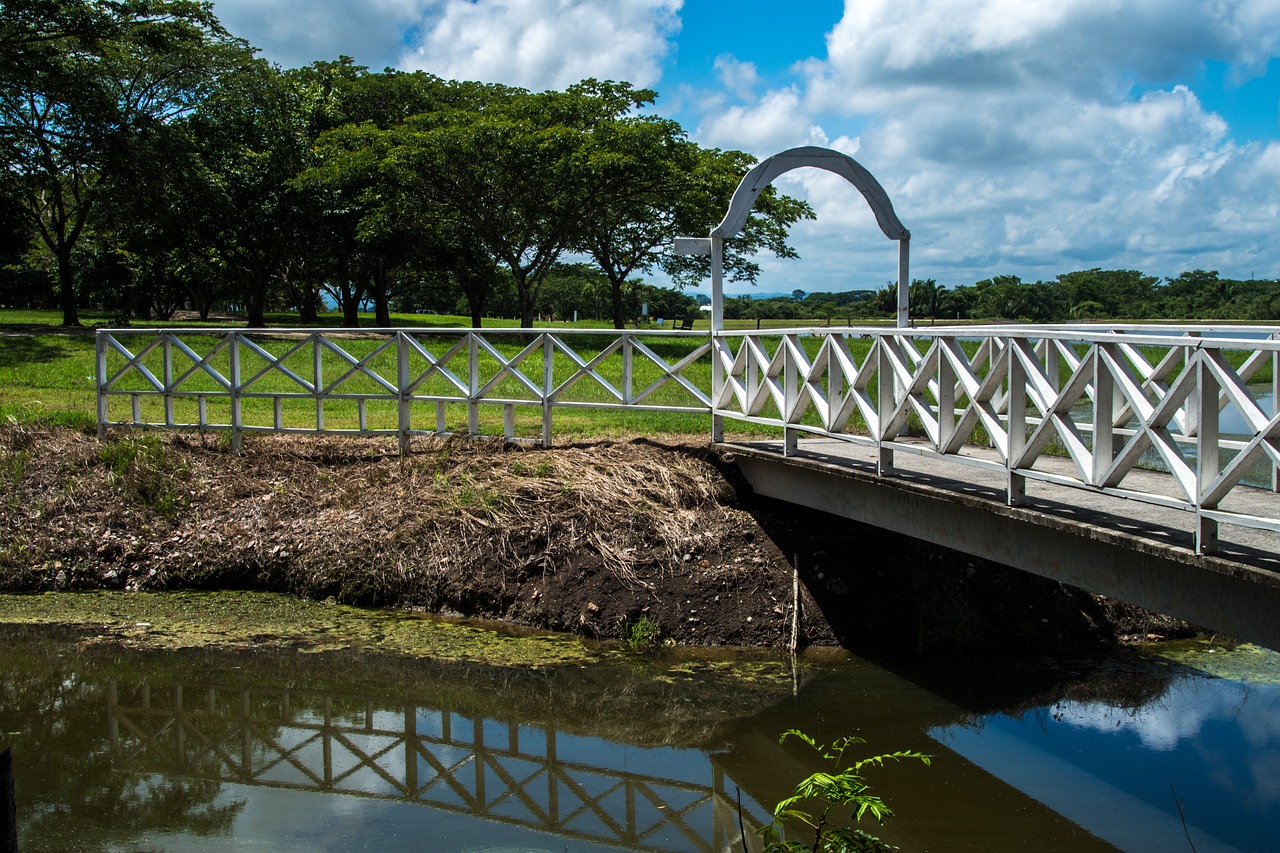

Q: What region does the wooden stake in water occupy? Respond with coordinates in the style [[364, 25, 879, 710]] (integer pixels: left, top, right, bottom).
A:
[[789, 554, 800, 655]]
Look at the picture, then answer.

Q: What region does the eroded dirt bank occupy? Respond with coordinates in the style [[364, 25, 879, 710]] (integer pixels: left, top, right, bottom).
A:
[[0, 423, 1196, 656]]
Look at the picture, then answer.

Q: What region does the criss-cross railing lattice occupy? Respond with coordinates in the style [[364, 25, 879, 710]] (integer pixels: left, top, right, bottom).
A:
[[107, 679, 749, 852], [713, 325, 1280, 552], [97, 328, 713, 451]]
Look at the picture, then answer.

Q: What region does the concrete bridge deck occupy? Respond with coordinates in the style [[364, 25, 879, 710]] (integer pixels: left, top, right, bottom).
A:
[[719, 437, 1280, 651]]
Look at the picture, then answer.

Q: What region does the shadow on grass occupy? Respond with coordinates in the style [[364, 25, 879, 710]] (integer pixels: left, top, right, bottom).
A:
[[0, 336, 75, 369]]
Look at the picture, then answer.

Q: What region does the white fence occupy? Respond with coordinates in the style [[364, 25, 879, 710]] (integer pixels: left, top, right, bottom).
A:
[[97, 324, 1280, 553], [96, 327, 714, 450]]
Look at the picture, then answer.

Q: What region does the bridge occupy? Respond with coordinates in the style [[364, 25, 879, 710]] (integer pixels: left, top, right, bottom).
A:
[[97, 664, 1178, 851], [95, 320, 1280, 650], [92, 144, 1280, 649]]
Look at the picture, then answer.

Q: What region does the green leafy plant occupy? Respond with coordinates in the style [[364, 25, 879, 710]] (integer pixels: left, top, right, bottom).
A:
[[758, 729, 931, 853], [620, 615, 662, 651]]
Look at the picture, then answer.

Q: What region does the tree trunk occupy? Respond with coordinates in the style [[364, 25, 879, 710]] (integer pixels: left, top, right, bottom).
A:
[[512, 268, 536, 329], [56, 247, 80, 327], [371, 262, 392, 328], [608, 275, 626, 330], [341, 289, 360, 327], [244, 270, 268, 327], [297, 285, 319, 325]]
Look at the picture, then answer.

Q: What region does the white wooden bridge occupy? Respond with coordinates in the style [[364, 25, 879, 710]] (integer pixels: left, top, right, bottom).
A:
[[95, 321, 1280, 649], [90, 144, 1280, 649]]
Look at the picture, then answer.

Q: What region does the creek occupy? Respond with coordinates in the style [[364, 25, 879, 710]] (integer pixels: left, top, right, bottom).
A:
[[0, 595, 1277, 852]]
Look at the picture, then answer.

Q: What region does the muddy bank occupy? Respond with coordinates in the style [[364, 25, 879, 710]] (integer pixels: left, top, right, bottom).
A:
[[0, 423, 1197, 656]]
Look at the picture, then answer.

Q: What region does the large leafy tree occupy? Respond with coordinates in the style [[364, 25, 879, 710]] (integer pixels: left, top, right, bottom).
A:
[[294, 64, 453, 327], [0, 0, 250, 326], [183, 57, 322, 327], [385, 79, 661, 328], [659, 147, 815, 294]]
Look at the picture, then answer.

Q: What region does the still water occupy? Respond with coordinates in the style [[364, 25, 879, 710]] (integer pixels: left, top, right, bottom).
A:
[[1, 620, 1277, 852]]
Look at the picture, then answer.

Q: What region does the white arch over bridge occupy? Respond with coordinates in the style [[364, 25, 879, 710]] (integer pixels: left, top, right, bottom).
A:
[[676, 145, 912, 328]]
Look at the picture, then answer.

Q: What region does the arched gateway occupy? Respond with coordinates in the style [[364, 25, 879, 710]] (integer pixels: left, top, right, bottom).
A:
[[675, 145, 911, 327]]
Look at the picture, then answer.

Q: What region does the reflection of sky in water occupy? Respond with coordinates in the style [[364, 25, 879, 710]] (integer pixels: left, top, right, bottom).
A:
[[932, 669, 1280, 853]]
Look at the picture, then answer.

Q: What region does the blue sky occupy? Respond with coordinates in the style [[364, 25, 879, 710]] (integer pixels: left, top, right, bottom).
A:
[[210, 0, 1280, 294]]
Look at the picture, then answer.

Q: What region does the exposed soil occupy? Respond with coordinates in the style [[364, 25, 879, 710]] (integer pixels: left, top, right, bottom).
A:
[[0, 422, 1201, 657]]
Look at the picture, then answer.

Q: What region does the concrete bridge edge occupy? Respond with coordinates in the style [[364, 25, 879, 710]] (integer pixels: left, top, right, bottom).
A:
[[724, 447, 1280, 652]]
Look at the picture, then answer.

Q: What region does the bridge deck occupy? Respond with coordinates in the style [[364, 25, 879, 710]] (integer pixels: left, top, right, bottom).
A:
[[721, 436, 1280, 572]]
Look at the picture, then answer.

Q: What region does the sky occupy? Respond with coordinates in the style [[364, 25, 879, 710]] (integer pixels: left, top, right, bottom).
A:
[[209, 0, 1280, 295]]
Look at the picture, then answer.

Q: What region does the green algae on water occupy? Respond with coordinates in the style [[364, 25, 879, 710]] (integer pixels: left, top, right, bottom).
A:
[[1147, 638, 1280, 684], [0, 590, 802, 685]]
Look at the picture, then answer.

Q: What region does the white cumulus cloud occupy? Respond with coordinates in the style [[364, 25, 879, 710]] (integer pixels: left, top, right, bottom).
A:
[[686, 0, 1280, 290], [212, 0, 434, 69], [399, 0, 683, 91]]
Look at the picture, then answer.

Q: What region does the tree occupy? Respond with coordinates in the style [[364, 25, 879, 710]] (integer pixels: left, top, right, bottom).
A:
[[184, 57, 314, 327], [388, 79, 710, 328], [570, 108, 700, 328], [909, 278, 942, 323], [0, 0, 251, 326], [296, 65, 453, 327]]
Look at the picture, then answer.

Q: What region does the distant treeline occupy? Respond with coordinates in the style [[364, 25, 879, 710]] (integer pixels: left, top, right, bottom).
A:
[[734, 270, 1280, 323]]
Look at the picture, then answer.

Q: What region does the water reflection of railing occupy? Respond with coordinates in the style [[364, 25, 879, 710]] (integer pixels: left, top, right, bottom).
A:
[[105, 680, 755, 853]]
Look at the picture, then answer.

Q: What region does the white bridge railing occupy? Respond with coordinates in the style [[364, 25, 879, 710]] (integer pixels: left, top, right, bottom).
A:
[[96, 327, 713, 450], [713, 323, 1280, 553], [97, 324, 1280, 553]]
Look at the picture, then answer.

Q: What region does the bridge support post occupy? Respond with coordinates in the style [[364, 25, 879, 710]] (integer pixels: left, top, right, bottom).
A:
[[542, 334, 554, 448], [468, 333, 480, 438], [711, 236, 725, 444], [1007, 471, 1026, 506], [229, 332, 243, 452], [96, 332, 108, 439], [877, 445, 893, 476], [1196, 513, 1219, 555]]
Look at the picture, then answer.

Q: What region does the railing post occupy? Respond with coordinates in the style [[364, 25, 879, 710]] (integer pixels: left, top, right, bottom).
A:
[[876, 335, 894, 475], [229, 332, 242, 452], [542, 333, 554, 448], [163, 334, 174, 427], [1091, 344, 1113, 486], [1196, 352, 1220, 554], [1007, 340, 1027, 506], [783, 334, 799, 456], [96, 332, 108, 438], [710, 235, 725, 443], [622, 333, 633, 405], [1273, 339, 1279, 493], [314, 333, 324, 433], [397, 332, 410, 456], [468, 332, 480, 437], [937, 335, 956, 451]]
